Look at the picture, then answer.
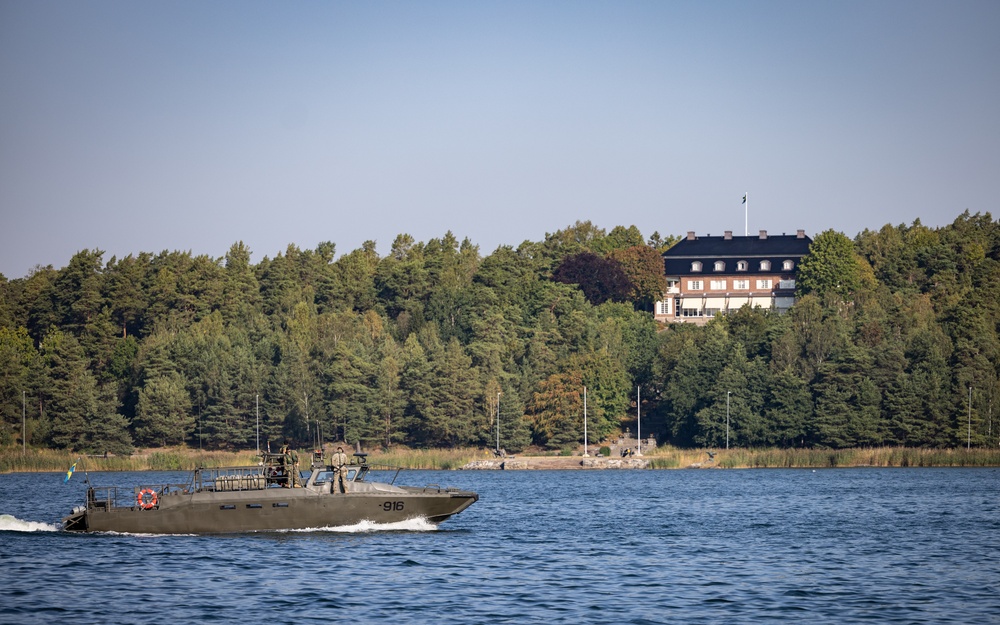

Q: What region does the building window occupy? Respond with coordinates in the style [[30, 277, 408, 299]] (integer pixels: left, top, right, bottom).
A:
[[737, 260, 748, 271], [710, 280, 726, 290], [734, 279, 749, 290], [682, 307, 702, 317], [687, 280, 703, 290], [759, 260, 771, 271], [691, 261, 702, 272], [705, 308, 720, 318], [657, 300, 670, 315], [756, 279, 772, 289], [782, 259, 794, 270], [714, 260, 725, 272]]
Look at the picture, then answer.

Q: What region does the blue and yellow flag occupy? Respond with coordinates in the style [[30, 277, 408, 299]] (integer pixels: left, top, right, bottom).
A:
[[64, 459, 78, 483]]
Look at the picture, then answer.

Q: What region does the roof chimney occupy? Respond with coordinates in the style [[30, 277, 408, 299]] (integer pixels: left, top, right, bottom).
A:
[[724, 231, 733, 240], [686, 231, 696, 240], [797, 229, 806, 238], [759, 230, 768, 240]]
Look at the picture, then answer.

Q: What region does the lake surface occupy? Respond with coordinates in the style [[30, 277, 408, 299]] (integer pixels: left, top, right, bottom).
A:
[[2, 467, 998, 624]]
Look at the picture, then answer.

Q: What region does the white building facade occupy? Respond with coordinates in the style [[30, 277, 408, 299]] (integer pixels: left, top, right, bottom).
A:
[[655, 229, 812, 324]]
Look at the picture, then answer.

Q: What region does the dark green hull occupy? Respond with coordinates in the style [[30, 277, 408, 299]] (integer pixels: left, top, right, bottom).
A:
[[62, 459, 478, 534], [64, 487, 477, 534]]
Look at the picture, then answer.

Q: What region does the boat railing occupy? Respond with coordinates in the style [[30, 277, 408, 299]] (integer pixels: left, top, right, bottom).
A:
[[356, 464, 403, 485], [414, 484, 472, 494], [194, 465, 270, 491], [86, 482, 189, 511]]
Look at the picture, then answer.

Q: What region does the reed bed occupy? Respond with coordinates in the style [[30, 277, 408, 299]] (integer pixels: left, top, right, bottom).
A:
[[3, 445, 999, 473], [644, 446, 1000, 469], [0, 447, 260, 473], [366, 447, 483, 470]]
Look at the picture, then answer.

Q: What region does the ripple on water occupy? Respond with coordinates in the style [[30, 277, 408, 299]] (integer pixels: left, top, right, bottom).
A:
[[1, 468, 999, 624]]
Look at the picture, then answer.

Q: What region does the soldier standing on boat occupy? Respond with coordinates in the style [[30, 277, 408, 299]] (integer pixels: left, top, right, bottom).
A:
[[279, 441, 291, 487], [279, 441, 301, 487], [330, 446, 349, 493], [288, 447, 301, 487]]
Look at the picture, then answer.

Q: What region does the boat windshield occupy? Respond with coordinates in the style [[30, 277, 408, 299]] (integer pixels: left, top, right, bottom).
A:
[[312, 470, 335, 484], [312, 468, 360, 484]]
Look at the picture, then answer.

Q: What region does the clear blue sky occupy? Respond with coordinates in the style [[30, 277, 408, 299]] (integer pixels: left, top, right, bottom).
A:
[[2, 0, 997, 279]]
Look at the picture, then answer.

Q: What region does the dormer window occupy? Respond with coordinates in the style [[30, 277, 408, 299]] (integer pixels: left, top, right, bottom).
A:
[[736, 260, 748, 272], [759, 260, 771, 271], [691, 261, 702, 272], [713, 261, 725, 272], [782, 259, 794, 271]]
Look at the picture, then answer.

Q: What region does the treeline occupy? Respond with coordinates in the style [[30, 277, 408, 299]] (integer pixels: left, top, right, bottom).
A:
[[0, 212, 998, 454]]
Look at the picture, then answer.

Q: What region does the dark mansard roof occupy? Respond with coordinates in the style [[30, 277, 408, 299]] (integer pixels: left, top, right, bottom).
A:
[[662, 231, 812, 276]]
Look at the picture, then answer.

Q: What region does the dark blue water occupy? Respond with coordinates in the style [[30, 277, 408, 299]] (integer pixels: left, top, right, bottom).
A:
[[2, 468, 998, 624]]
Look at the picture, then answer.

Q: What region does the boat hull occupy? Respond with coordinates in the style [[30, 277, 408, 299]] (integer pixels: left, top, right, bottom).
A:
[[63, 487, 478, 534]]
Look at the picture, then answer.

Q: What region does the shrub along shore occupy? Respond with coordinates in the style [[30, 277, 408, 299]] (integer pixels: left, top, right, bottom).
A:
[[2, 445, 999, 474]]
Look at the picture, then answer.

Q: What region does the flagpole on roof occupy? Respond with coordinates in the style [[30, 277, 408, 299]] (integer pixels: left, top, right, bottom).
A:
[[743, 192, 748, 236]]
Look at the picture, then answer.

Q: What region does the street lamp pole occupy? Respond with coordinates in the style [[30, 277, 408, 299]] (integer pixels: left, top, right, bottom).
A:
[[968, 386, 972, 450], [636, 386, 642, 456], [726, 391, 731, 450]]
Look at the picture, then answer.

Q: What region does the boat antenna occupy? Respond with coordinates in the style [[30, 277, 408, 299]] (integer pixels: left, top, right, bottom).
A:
[[80, 456, 92, 488]]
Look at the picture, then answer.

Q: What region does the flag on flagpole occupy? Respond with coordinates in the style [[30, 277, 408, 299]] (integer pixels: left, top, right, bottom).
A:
[[742, 194, 747, 204], [64, 459, 79, 483]]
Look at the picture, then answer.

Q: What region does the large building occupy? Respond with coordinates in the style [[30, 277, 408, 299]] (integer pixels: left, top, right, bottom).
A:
[[654, 229, 812, 324]]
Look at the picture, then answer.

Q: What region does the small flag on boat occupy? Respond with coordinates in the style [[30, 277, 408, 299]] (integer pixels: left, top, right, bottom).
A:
[[65, 459, 79, 483]]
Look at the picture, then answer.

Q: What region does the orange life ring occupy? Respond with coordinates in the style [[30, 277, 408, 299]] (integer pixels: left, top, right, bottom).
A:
[[138, 488, 158, 510]]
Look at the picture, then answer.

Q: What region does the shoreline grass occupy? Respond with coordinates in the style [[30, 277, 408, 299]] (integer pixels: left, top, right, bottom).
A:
[[2, 445, 998, 473], [644, 445, 1000, 469], [0, 447, 260, 474]]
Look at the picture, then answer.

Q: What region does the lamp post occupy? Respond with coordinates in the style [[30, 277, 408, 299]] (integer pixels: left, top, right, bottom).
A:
[[726, 391, 731, 450], [636, 386, 642, 456], [583, 386, 589, 457], [968, 386, 972, 450]]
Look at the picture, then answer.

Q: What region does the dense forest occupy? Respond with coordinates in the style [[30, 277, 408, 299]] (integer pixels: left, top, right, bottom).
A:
[[1, 211, 998, 454]]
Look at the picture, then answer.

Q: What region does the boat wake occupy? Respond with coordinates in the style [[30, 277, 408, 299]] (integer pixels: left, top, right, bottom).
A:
[[288, 517, 439, 533], [0, 514, 60, 533], [65, 518, 438, 537]]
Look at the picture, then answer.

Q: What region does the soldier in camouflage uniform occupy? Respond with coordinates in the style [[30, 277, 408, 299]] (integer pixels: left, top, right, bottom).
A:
[[288, 447, 301, 487], [330, 446, 350, 493], [279, 442, 291, 487], [279, 442, 300, 487]]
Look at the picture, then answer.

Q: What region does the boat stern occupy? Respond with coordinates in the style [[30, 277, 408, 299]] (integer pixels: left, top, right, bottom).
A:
[[62, 507, 88, 532]]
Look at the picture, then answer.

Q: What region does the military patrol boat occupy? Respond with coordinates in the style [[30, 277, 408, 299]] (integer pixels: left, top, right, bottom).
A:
[[62, 452, 478, 534]]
